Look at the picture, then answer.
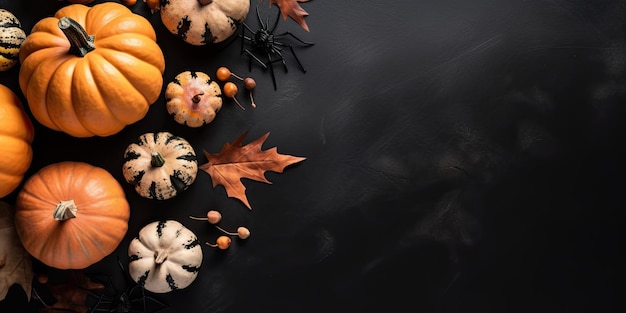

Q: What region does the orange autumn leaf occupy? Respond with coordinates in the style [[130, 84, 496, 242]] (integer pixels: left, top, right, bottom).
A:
[[201, 131, 306, 209], [270, 0, 311, 32]]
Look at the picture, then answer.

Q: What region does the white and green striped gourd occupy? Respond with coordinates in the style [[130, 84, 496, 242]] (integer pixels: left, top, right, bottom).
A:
[[128, 220, 203, 293], [0, 9, 26, 72]]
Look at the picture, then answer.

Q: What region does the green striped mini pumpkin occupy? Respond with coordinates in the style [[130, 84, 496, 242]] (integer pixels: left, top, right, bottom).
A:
[[122, 132, 198, 200], [0, 9, 26, 72], [128, 220, 203, 293]]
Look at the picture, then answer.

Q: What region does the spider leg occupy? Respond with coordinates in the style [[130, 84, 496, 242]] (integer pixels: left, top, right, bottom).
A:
[[274, 32, 315, 46], [87, 291, 113, 312], [243, 48, 269, 69], [256, 3, 267, 30], [266, 50, 278, 90], [270, 42, 307, 73], [268, 48, 288, 72], [269, 4, 282, 33], [240, 23, 254, 54], [288, 45, 307, 73], [128, 285, 168, 312]]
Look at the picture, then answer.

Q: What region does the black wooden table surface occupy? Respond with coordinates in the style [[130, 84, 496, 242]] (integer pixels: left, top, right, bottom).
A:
[[1, 0, 624, 312]]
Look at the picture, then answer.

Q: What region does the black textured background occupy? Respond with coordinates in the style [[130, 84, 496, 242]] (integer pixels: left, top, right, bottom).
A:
[[1, 0, 625, 312]]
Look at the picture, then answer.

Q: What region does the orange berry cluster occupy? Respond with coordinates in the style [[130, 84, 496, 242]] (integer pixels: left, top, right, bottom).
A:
[[189, 210, 251, 250], [216, 66, 257, 110]]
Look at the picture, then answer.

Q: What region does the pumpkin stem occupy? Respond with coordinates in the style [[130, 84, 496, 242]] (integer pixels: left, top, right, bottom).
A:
[[151, 152, 166, 167], [198, 0, 213, 5], [154, 249, 168, 264], [192, 93, 204, 104], [53, 200, 78, 221], [58, 17, 95, 57]]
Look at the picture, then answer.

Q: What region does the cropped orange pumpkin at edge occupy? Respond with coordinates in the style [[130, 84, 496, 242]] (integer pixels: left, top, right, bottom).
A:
[[0, 84, 34, 199]]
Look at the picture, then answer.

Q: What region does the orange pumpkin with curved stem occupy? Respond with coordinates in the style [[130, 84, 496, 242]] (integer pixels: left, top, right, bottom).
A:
[[0, 84, 34, 198], [18, 2, 165, 138], [14, 161, 130, 270]]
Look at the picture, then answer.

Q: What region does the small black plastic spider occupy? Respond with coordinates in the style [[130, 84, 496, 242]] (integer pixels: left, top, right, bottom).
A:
[[87, 258, 168, 313], [240, 3, 314, 90], [29, 259, 166, 313]]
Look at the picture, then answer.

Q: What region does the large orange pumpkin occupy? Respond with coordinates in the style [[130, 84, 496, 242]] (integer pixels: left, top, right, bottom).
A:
[[0, 84, 34, 198], [14, 161, 130, 269], [18, 2, 166, 138]]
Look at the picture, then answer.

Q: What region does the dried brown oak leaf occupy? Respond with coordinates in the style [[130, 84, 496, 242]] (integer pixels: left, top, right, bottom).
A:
[[270, 0, 311, 32], [201, 131, 306, 209], [0, 201, 33, 301]]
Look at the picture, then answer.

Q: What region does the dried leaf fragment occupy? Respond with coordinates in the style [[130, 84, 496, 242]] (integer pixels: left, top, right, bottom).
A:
[[39, 270, 105, 313], [270, 0, 311, 32], [0, 201, 33, 301], [201, 131, 306, 209]]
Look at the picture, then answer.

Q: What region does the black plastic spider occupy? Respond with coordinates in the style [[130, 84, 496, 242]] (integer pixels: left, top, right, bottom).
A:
[[87, 258, 168, 313], [240, 3, 314, 90], [29, 259, 166, 313]]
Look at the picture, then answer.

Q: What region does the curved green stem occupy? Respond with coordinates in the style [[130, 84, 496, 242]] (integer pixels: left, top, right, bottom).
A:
[[151, 151, 166, 167], [58, 16, 95, 57]]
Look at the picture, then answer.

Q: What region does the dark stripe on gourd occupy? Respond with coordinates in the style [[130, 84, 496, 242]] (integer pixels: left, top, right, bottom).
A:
[[0, 18, 20, 28], [202, 22, 215, 44], [156, 221, 166, 237], [123, 150, 141, 162], [189, 71, 198, 79], [0, 41, 23, 49], [177, 152, 196, 162], [184, 238, 200, 249], [148, 181, 162, 199], [164, 133, 179, 145], [226, 16, 239, 30], [170, 170, 189, 193], [152, 132, 161, 143], [0, 22, 20, 28], [176, 16, 192, 41], [165, 273, 178, 291], [137, 270, 150, 287], [128, 254, 141, 262], [128, 170, 145, 188], [0, 52, 17, 60], [182, 264, 200, 273]]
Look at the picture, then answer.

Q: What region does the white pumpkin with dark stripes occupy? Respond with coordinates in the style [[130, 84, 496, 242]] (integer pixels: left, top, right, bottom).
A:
[[0, 9, 26, 72], [160, 0, 250, 46], [122, 132, 198, 200], [128, 220, 203, 293]]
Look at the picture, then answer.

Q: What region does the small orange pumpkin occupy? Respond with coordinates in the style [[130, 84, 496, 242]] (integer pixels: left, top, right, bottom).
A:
[[14, 161, 130, 269], [0, 84, 34, 198], [18, 2, 166, 138], [165, 71, 223, 127]]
